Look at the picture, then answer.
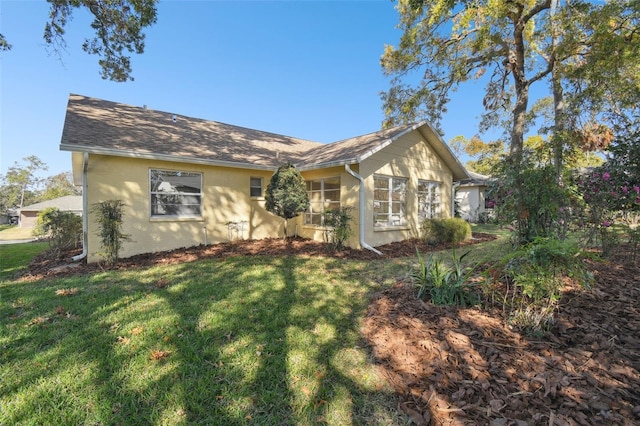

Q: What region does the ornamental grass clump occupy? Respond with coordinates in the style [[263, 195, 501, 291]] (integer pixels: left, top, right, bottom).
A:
[[412, 248, 478, 307]]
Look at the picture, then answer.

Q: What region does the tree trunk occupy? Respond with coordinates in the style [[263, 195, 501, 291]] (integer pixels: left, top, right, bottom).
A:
[[552, 68, 565, 182], [509, 12, 529, 168], [510, 11, 532, 244], [550, 0, 564, 183]]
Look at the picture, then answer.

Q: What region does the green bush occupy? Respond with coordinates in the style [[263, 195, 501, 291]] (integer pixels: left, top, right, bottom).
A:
[[92, 200, 130, 265], [411, 248, 478, 306], [32, 207, 82, 255], [323, 207, 354, 250], [265, 164, 309, 237], [421, 218, 471, 245], [501, 237, 593, 336]]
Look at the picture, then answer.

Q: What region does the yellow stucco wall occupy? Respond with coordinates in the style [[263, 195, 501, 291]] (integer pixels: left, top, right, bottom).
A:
[[358, 131, 454, 248], [83, 130, 455, 261], [85, 155, 281, 262]]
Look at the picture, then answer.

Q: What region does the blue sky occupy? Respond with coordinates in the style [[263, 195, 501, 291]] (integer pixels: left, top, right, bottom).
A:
[[1, 0, 489, 179]]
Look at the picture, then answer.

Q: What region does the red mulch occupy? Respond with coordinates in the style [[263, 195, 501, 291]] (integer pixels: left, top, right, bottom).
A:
[[20, 235, 640, 425]]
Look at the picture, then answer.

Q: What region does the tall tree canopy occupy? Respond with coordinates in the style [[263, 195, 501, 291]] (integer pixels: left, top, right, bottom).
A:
[[0, 156, 48, 211], [42, 171, 82, 200], [1, 0, 159, 82], [382, 0, 640, 169]]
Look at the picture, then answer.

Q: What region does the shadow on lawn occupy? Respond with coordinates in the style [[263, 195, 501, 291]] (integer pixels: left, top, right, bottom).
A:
[[2, 255, 405, 424]]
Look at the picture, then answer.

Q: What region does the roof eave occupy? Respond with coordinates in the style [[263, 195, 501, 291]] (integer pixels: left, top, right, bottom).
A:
[[416, 123, 469, 181], [296, 158, 359, 172], [354, 122, 427, 164], [60, 144, 278, 172]]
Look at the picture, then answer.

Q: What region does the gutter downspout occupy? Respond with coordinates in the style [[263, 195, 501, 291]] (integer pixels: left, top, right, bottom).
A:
[[72, 153, 89, 262], [344, 164, 382, 255]]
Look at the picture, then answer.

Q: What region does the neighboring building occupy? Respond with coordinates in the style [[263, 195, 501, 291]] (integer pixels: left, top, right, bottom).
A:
[[455, 171, 494, 222], [60, 94, 468, 263], [18, 195, 83, 228], [1, 209, 19, 225]]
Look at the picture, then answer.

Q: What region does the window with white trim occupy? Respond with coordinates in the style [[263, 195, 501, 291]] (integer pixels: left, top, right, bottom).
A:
[[250, 177, 263, 197], [304, 177, 340, 226], [373, 175, 407, 227], [150, 169, 202, 217], [418, 180, 442, 221]]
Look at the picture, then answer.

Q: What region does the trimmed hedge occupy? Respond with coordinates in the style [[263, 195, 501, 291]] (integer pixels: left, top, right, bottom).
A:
[[421, 218, 471, 245]]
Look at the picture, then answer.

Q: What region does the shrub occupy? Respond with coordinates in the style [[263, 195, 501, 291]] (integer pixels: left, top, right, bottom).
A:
[[265, 164, 309, 237], [421, 218, 471, 245], [411, 248, 478, 306], [323, 207, 354, 250], [32, 207, 82, 255], [92, 200, 130, 265], [490, 161, 579, 245], [500, 237, 593, 336]]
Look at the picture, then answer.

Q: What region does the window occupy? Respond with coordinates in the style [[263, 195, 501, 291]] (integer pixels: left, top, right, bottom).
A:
[[304, 177, 340, 225], [250, 177, 263, 197], [418, 180, 442, 221], [373, 175, 407, 227], [150, 169, 202, 217]]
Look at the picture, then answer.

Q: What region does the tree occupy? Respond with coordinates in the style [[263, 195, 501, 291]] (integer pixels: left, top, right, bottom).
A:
[[0, 156, 48, 211], [1, 0, 159, 82], [382, 0, 639, 170], [42, 171, 81, 201], [382, 0, 557, 165], [265, 164, 309, 238], [383, 0, 638, 244]]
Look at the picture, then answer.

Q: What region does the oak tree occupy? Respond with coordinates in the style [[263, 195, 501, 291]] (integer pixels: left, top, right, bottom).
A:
[[1, 0, 159, 82], [382, 0, 639, 170]]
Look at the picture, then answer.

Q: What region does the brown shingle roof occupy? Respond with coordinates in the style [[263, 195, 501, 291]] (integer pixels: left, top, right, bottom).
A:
[[20, 195, 83, 212], [59, 94, 468, 181], [60, 94, 322, 169], [297, 124, 419, 169]]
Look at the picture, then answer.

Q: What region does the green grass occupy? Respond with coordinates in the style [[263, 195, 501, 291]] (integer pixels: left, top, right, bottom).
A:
[[0, 227, 508, 425], [0, 225, 36, 241], [1, 254, 411, 425], [0, 242, 49, 280], [471, 223, 513, 239]]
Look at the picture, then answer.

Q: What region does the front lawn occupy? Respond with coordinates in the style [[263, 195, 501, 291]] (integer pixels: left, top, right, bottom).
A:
[[1, 254, 409, 425], [0, 242, 49, 280]]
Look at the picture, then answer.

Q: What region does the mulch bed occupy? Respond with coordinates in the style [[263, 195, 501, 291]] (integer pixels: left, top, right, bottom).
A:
[[21, 233, 497, 280], [19, 234, 640, 425], [361, 249, 640, 425]]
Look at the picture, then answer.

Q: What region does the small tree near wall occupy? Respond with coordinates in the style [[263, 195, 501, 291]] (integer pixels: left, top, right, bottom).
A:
[[265, 164, 309, 238], [92, 200, 130, 264]]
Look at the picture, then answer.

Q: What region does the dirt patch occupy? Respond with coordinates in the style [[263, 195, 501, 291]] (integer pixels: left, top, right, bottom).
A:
[[21, 233, 496, 280], [362, 250, 640, 425]]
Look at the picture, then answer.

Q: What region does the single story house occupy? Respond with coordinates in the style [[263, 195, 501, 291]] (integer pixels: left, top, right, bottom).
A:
[[1, 209, 19, 225], [60, 94, 468, 263], [18, 195, 83, 228], [455, 171, 494, 222]]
